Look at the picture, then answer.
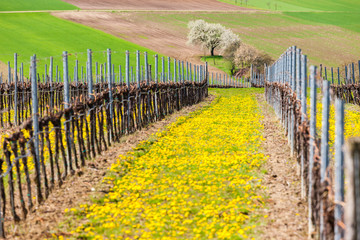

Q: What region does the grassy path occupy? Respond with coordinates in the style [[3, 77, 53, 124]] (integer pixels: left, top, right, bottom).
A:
[[63, 88, 266, 239]]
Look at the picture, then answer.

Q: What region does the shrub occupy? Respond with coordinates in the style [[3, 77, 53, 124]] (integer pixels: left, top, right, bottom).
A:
[[234, 43, 273, 73]]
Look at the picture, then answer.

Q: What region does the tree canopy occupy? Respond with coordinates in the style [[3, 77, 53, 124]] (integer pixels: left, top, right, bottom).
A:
[[187, 20, 240, 56]]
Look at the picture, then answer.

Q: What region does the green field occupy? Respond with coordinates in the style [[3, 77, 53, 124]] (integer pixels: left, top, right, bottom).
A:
[[219, 0, 360, 11], [138, 11, 360, 67], [0, 13, 165, 77], [0, 0, 77, 11], [285, 12, 360, 34], [201, 56, 233, 75], [215, 0, 360, 70]]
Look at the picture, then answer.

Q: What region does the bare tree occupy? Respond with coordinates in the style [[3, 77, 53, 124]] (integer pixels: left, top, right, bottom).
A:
[[234, 43, 273, 72], [234, 43, 259, 68]]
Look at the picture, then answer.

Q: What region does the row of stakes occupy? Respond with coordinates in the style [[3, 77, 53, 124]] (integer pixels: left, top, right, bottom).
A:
[[265, 45, 351, 240], [1, 49, 257, 128]]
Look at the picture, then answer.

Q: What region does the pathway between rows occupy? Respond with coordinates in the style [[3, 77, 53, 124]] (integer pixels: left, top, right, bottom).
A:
[[52, 88, 307, 239]]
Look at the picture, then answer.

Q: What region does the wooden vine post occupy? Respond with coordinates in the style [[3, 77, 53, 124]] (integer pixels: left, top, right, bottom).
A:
[[31, 54, 43, 204], [63, 51, 74, 176], [345, 137, 360, 240]]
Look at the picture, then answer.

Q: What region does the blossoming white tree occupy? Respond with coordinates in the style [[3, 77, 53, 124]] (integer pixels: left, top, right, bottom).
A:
[[220, 28, 241, 59], [187, 20, 241, 56]]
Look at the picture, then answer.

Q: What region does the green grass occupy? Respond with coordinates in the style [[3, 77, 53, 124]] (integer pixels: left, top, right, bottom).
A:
[[201, 56, 233, 75], [213, 0, 360, 67], [145, 12, 302, 29], [0, 13, 165, 77], [138, 11, 360, 66], [218, 0, 360, 12], [0, 0, 77, 11], [284, 11, 360, 34]]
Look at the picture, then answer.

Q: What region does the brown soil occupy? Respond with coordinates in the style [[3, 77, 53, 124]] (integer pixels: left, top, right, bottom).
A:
[[257, 93, 308, 239], [63, 0, 250, 11], [53, 11, 228, 75], [5, 96, 214, 240], [0, 61, 8, 79]]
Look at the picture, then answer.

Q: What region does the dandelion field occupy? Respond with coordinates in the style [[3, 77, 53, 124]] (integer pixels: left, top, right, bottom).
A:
[[306, 95, 360, 159], [62, 88, 267, 239]]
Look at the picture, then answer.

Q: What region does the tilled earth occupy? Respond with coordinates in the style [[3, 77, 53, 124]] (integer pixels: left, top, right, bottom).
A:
[[53, 11, 238, 75], [63, 0, 251, 11]]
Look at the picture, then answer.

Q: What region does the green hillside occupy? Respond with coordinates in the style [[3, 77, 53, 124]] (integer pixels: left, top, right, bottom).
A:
[[0, 12, 164, 77], [285, 12, 360, 34], [0, 0, 77, 11], [219, 0, 360, 12]]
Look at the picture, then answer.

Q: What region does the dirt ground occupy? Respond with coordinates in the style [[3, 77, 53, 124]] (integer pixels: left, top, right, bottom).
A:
[[257, 93, 308, 239], [53, 11, 229, 75], [5, 96, 214, 240], [0, 61, 8, 79], [63, 0, 250, 11]]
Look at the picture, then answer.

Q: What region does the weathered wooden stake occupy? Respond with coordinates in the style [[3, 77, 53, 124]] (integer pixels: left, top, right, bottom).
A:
[[63, 51, 74, 175], [88, 49, 93, 99], [308, 65, 317, 238], [344, 137, 360, 240], [107, 48, 113, 140], [14, 53, 18, 125], [335, 97, 345, 240], [320, 79, 330, 240]]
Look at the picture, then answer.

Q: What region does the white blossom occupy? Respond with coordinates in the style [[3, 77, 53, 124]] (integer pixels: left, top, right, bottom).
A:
[[187, 20, 239, 56]]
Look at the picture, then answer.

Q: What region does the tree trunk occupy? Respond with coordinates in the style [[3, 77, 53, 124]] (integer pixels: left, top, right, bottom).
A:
[[211, 47, 215, 56]]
